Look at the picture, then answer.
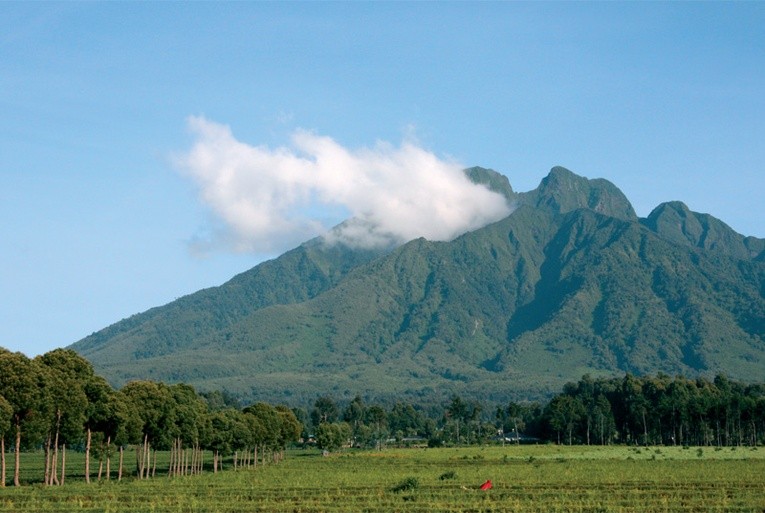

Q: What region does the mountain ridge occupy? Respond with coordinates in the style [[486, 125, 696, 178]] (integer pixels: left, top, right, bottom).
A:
[[70, 167, 765, 404]]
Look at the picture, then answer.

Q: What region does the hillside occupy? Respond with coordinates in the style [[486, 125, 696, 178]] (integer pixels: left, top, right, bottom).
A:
[[70, 167, 765, 404]]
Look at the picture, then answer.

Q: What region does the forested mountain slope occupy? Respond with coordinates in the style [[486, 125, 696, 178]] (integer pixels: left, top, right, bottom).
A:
[[71, 167, 765, 404]]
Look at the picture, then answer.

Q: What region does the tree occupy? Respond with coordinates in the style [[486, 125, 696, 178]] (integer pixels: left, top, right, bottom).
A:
[[82, 375, 114, 483], [316, 422, 351, 452], [365, 405, 387, 450], [311, 396, 339, 427], [121, 381, 176, 479], [0, 395, 12, 487], [505, 402, 526, 444], [168, 384, 208, 477], [102, 390, 142, 481], [205, 410, 234, 473], [545, 395, 585, 445], [592, 394, 615, 445], [388, 402, 425, 439], [275, 405, 302, 450], [36, 349, 91, 485], [620, 374, 649, 445], [342, 395, 366, 445], [243, 402, 280, 464], [446, 396, 468, 444], [0, 350, 51, 486], [240, 409, 267, 468]]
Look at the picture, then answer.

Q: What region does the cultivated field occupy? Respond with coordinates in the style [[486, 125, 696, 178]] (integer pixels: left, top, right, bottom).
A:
[[2, 445, 765, 512]]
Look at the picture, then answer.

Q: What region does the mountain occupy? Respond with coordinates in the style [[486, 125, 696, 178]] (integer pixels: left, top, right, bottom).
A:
[[70, 167, 765, 405]]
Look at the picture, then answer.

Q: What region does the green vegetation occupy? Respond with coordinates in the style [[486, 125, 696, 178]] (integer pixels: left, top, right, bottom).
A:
[[68, 167, 765, 405], [0, 348, 300, 488], [3, 347, 765, 511], [1, 446, 763, 512]]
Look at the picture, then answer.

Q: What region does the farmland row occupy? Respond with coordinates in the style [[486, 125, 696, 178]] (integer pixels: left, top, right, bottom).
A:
[[1, 447, 764, 512]]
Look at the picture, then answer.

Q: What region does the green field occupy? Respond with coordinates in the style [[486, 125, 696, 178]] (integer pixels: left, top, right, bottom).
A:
[[2, 445, 765, 512]]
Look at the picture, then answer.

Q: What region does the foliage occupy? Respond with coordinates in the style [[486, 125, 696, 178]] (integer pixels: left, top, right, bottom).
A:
[[538, 373, 765, 447], [390, 476, 420, 492], [0, 348, 302, 486], [315, 422, 351, 452]]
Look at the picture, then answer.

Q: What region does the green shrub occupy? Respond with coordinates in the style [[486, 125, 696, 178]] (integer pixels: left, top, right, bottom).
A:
[[391, 477, 420, 492]]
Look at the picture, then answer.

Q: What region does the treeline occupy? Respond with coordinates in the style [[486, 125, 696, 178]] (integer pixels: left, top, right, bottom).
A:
[[537, 373, 765, 446], [0, 348, 301, 487], [297, 374, 765, 450]]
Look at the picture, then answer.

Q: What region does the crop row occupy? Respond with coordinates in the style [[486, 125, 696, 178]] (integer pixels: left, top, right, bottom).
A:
[[2, 447, 764, 512]]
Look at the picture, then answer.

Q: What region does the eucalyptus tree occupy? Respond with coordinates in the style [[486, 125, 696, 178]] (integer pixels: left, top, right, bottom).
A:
[[503, 402, 525, 444], [121, 380, 176, 478], [168, 383, 208, 477], [82, 375, 113, 483], [365, 405, 388, 450], [36, 349, 91, 485], [388, 402, 426, 439], [227, 409, 253, 471], [243, 402, 280, 464], [342, 395, 366, 445], [0, 349, 51, 486], [311, 396, 339, 426], [445, 396, 468, 444], [92, 388, 142, 481], [275, 405, 302, 460], [315, 422, 351, 452], [0, 394, 12, 487], [544, 394, 585, 445], [205, 409, 236, 473], [240, 408, 266, 468]]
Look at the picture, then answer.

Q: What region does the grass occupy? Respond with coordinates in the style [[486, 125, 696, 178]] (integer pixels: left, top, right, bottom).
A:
[[1, 445, 764, 512]]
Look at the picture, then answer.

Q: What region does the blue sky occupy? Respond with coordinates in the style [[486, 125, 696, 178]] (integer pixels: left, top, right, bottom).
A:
[[2, 2, 764, 357]]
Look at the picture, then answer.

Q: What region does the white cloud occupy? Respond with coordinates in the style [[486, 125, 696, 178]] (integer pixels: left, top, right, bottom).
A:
[[176, 116, 513, 253]]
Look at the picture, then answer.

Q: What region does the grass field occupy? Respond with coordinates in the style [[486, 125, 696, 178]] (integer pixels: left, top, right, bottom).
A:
[[2, 445, 765, 512]]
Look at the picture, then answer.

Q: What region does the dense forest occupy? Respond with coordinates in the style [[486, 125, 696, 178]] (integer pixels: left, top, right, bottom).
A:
[[2, 347, 765, 488]]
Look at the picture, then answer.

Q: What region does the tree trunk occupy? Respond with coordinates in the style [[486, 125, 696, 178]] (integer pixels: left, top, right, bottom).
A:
[[44, 434, 51, 486], [118, 446, 124, 481], [105, 437, 111, 481], [50, 440, 58, 485], [13, 421, 21, 487], [642, 410, 648, 446], [51, 422, 60, 485], [178, 440, 183, 476], [168, 439, 175, 477], [152, 449, 157, 478], [1, 437, 5, 487], [135, 444, 140, 479], [141, 435, 149, 479], [85, 428, 91, 484], [97, 458, 103, 481], [137, 439, 144, 479], [59, 444, 66, 485]]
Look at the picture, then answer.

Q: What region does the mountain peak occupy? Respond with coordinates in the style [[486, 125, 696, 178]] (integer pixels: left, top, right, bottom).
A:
[[522, 167, 637, 221], [643, 201, 764, 260], [464, 166, 516, 202]]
